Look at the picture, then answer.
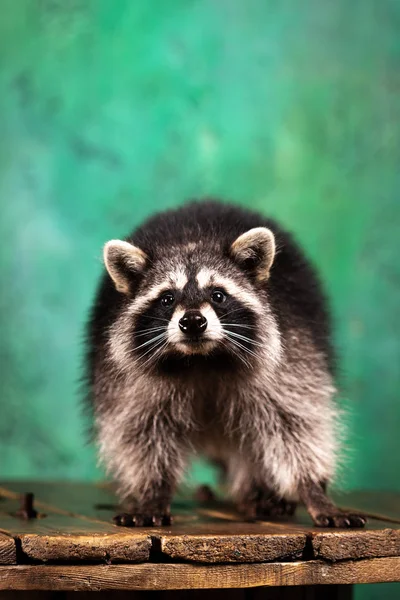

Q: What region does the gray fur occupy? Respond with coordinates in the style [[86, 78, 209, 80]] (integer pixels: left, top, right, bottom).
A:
[[87, 203, 365, 528], [94, 248, 335, 501]]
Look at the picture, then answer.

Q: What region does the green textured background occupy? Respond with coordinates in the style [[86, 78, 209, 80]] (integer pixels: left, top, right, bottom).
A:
[[0, 1, 399, 597]]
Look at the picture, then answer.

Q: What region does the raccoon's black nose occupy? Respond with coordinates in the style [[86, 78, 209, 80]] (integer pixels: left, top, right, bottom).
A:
[[179, 311, 207, 335]]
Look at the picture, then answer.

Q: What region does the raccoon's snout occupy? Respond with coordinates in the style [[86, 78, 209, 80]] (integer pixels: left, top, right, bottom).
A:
[[178, 310, 207, 335]]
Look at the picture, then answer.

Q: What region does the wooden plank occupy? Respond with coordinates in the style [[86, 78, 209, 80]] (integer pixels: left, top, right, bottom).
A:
[[159, 522, 307, 563], [0, 535, 15, 565], [1, 483, 400, 565], [0, 485, 151, 564], [0, 558, 399, 591], [249, 586, 353, 600], [0, 594, 62, 600], [0, 512, 307, 565], [0, 513, 151, 564], [0, 482, 117, 521], [0, 483, 308, 564], [158, 508, 400, 563], [3, 484, 400, 523], [0, 517, 151, 564], [311, 527, 400, 562], [291, 506, 400, 562], [0, 589, 354, 600], [20, 531, 151, 564], [63, 588, 350, 600], [0, 511, 127, 536], [0, 482, 203, 526], [0, 592, 352, 600]]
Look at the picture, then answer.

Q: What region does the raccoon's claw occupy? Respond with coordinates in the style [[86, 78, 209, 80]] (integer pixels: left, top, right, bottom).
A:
[[313, 511, 367, 528], [113, 512, 172, 527], [150, 513, 172, 527]]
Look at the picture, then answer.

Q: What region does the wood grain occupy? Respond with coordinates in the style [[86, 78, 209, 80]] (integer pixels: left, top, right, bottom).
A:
[[0, 587, 354, 599], [0, 485, 152, 564], [19, 531, 151, 563], [159, 510, 400, 563], [1, 483, 309, 564], [0, 511, 151, 564], [0, 535, 15, 565], [291, 506, 400, 562], [0, 558, 399, 590], [0, 516, 151, 563], [159, 524, 307, 563], [1, 483, 400, 565], [312, 527, 400, 562]]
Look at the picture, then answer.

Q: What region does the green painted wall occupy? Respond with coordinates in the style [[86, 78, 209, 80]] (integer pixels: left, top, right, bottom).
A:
[[0, 2, 399, 596]]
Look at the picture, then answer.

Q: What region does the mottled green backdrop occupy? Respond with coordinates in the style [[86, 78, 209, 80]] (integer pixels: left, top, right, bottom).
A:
[[0, 1, 399, 596]]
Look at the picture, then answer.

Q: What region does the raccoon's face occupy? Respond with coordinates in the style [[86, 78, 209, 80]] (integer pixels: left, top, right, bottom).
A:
[[104, 228, 281, 373]]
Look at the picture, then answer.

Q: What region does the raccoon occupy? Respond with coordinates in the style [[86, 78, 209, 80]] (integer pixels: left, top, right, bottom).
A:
[[85, 201, 366, 528]]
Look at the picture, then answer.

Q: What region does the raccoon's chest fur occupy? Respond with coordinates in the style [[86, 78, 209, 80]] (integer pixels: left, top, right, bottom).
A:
[[165, 369, 273, 452]]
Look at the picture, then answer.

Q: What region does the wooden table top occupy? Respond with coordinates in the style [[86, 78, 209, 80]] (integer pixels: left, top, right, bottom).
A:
[[0, 481, 399, 591]]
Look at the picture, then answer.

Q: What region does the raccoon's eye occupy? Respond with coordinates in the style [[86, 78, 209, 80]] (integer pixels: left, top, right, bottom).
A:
[[211, 289, 226, 304], [161, 292, 175, 307]]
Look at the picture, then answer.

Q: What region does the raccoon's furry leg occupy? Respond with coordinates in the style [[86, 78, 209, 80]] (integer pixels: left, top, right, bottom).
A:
[[227, 456, 296, 521], [298, 480, 366, 528], [109, 431, 189, 527], [226, 393, 367, 528], [238, 485, 297, 521], [97, 384, 192, 527]]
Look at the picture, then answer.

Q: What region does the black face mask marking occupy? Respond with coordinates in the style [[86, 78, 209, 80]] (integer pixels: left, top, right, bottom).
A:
[[130, 273, 259, 369]]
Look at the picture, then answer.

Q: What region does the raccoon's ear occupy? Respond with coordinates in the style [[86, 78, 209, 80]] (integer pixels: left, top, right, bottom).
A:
[[103, 240, 148, 294], [230, 227, 275, 281]]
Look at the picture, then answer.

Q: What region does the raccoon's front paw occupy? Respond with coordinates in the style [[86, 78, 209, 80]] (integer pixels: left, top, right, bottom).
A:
[[113, 512, 172, 527], [313, 511, 366, 528]]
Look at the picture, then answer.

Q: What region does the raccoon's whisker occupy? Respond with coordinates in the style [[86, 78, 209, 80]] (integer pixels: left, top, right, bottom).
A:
[[138, 334, 168, 356], [234, 342, 259, 359], [219, 323, 254, 330], [222, 339, 252, 369], [167, 333, 183, 343], [224, 332, 259, 359], [225, 333, 262, 348], [137, 338, 169, 365], [223, 329, 264, 348], [227, 337, 254, 359], [225, 330, 258, 348], [134, 326, 166, 338], [134, 333, 167, 352], [140, 339, 169, 369]]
